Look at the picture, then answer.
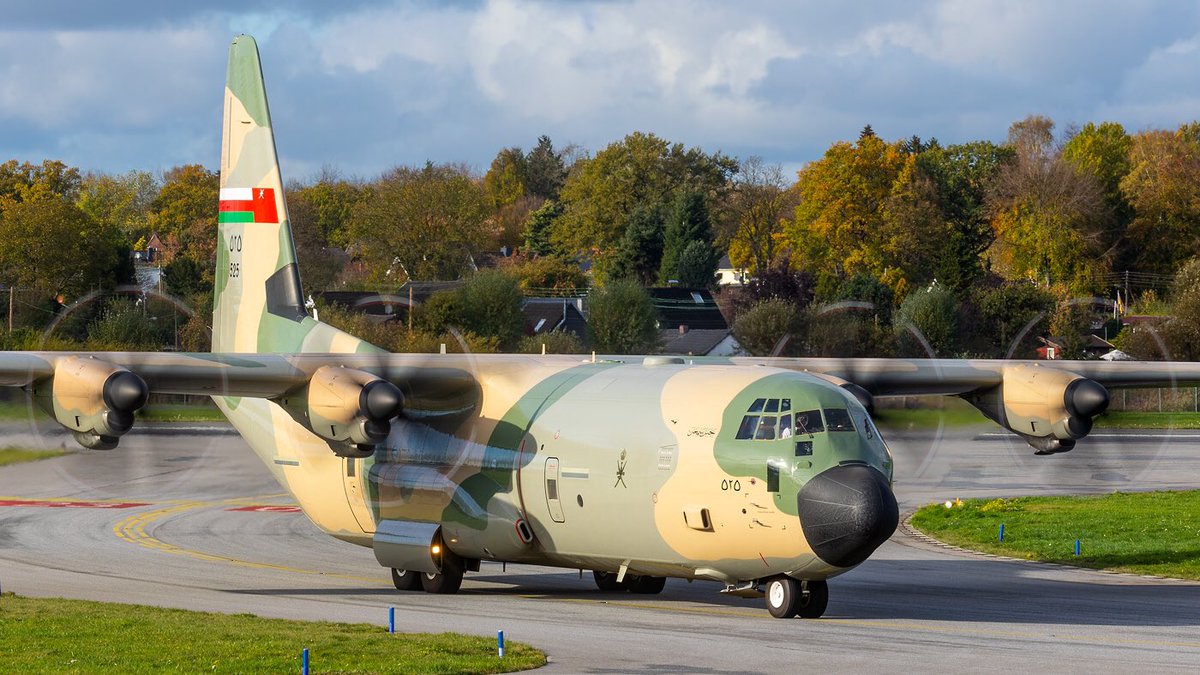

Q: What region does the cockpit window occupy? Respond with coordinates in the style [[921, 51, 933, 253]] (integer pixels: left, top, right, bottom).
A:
[[778, 414, 793, 438], [825, 408, 855, 432], [736, 399, 811, 441], [794, 410, 824, 435], [755, 416, 777, 440], [736, 415, 760, 440]]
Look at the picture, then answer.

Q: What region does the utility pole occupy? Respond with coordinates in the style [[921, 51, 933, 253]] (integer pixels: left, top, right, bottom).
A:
[[7, 286, 12, 332], [408, 284, 414, 333]]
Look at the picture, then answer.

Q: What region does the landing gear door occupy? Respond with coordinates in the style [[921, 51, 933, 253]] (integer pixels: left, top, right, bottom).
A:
[[343, 457, 376, 533], [545, 456, 565, 523]]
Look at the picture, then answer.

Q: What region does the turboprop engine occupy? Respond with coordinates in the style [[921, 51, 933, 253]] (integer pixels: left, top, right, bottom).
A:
[[32, 356, 149, 450], [277, 366, 404, 458], [962, 365, 1109, 455]]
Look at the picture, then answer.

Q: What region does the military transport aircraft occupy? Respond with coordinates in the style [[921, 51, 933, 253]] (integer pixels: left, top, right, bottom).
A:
[[5, 35, 1200, 619]]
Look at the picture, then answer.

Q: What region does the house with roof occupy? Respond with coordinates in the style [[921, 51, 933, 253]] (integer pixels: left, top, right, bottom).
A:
[[1037, 334, 1119, 360], [522, 297, 588, 342], [647, 287, 742, 356], [715, 254, 748, 286]]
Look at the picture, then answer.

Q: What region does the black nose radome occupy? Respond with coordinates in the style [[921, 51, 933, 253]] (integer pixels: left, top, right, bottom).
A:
[[798, 464, 898, 568]]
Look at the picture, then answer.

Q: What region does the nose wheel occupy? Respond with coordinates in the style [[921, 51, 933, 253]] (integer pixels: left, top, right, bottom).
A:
[[765, 577, 828, 619]]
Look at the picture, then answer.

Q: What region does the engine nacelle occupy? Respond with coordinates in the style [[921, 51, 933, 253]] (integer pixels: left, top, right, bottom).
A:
[[963, 365, 1109, 455], [32, 357, 149, 450], [278, 366, 404, 458]]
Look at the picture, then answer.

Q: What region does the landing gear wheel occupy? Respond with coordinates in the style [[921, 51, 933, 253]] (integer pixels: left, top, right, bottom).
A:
[[391, 568, 421, 591], [593, 570, 626, 591], [626, 575, 666, 594], [796, 580, 829, 619], [765, 577, 801, 618], [420, 551, 464, 594]]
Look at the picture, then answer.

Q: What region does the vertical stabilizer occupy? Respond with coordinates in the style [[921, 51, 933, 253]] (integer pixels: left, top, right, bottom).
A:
[[214, 35, 307, 353]]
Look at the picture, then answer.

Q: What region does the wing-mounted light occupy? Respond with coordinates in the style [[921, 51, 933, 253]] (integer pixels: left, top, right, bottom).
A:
[[32, 356, 149, 450], [278, 366, 404, 458], [963, 365, 1109, 455]]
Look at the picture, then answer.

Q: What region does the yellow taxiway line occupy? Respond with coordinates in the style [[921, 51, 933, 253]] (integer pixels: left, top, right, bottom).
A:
[[110, 496, 384, 584]]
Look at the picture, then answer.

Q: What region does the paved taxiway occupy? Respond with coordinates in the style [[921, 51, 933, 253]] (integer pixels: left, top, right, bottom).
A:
[[2, 417, 1200, 672]]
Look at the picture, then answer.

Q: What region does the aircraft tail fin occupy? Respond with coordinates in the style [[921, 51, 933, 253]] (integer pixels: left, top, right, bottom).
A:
[[213, 35, 370, 355], [213, 34, 304, 352]]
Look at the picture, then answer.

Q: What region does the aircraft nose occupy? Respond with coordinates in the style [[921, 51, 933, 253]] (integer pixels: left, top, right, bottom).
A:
[[797, 463, 899, 568]]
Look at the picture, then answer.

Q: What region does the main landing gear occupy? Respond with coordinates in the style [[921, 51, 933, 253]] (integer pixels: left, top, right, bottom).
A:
[[764, 577, 828, 619], [593, 570, 667, 594], [391, 549, 465, 594]]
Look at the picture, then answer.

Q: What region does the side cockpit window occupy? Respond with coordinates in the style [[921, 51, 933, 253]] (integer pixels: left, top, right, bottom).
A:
[[794, 410, 824, 435], [825, 408, 856, 432]]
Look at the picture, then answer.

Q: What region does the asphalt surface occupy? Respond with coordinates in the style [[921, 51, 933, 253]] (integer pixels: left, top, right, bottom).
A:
[[3, 417, 1200, 672]]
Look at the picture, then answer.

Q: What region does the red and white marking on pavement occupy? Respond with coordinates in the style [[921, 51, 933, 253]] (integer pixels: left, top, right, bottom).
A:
[[226, 505, 303, 513], [0, 498, 149, 509]]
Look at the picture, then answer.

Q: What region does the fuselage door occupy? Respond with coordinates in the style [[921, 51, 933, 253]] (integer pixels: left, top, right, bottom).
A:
[[545, 456, 565, 523]]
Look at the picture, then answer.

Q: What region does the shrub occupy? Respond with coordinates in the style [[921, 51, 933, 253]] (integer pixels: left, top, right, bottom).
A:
[[732, 298, 798, 356]]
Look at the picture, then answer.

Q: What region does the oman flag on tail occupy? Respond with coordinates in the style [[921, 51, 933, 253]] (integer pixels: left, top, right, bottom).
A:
[[218, 187, 279, 224]]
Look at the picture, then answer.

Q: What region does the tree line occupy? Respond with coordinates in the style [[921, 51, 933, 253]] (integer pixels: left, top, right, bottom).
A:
[[2, 113, 1200, 358]]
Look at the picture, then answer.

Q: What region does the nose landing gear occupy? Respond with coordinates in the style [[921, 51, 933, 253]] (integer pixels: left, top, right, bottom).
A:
[[765, 577, 828, 619]]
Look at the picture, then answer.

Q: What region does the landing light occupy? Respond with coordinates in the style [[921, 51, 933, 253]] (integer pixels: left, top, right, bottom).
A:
[[431, 544, 442, 555]]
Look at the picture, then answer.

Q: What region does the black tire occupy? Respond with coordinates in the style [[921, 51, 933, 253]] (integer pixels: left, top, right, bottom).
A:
[[765, 577, 800, 618], [391, 568, 421, 591], [796, 579, 829, 619], [626, 575, 666, 594], [593, 570, 626, 591], [420, 552, 464, 594]]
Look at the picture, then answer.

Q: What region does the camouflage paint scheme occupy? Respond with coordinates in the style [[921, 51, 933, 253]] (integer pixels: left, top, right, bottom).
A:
[[6, 35, 1200, 615]]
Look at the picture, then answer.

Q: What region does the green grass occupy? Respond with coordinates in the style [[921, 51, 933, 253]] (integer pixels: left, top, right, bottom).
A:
[[1094, 411, 1200, 429], [0, 594, 545, 674], [0, 446, 70, 466], [910, 491, 1200, 579], [0, 400, 34, 421], [873, 401, 995, 430]]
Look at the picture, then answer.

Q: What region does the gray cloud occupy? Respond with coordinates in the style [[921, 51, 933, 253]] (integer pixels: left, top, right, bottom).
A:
[[2, 1, 1199, 181]]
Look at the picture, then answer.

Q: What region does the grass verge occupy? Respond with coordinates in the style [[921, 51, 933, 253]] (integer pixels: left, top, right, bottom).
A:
[[1094, 411, 1200, 429], [910, 491, 1200, 579], [0, 594, 545, 674], [0, 447, 70, 467], [873, 401, 995, 430]]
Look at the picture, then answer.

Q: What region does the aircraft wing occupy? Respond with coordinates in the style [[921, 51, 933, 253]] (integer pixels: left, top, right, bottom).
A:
[[0, 350, 483, 451], [728, 357, 1200, 396]]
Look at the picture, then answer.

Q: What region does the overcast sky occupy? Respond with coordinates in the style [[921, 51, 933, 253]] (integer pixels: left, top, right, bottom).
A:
[[3, 1, 1200, 182]]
